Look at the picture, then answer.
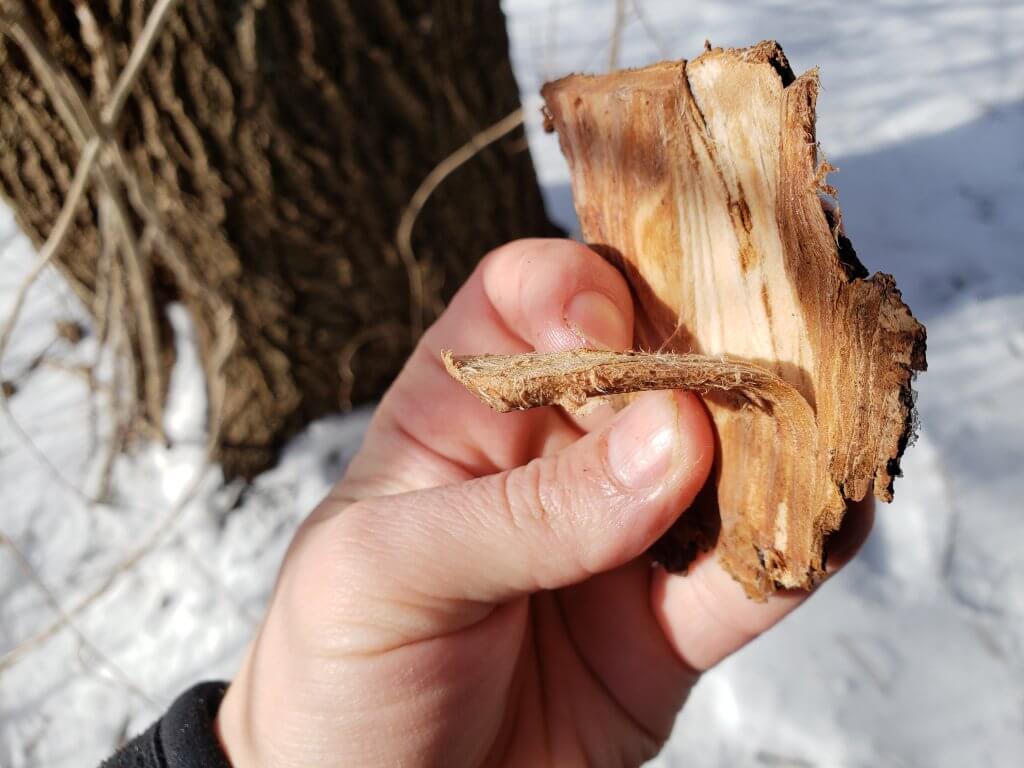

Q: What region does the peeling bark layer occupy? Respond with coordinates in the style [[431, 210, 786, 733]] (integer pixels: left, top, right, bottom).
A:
[[451, 42, 927, 599], [1, 0, 556, 476]]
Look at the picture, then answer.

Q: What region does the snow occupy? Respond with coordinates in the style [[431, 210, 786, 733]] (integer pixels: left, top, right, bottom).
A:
[[2, 1, 1024, 765]]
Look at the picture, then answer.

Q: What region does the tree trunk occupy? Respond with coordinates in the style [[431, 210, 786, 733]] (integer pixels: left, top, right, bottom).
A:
[[0, 0, 557, 476]]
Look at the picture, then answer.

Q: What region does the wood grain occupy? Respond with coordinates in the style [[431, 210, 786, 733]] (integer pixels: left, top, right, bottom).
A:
[[448, 41, 926, 599]]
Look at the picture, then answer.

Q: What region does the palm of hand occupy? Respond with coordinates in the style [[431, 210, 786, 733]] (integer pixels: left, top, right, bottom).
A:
[[432, 567, 696, 768]]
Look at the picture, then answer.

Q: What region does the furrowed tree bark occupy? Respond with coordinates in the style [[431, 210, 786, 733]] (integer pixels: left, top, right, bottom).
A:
[[0, 0, 556, 476], [448, 42, 927, 600]]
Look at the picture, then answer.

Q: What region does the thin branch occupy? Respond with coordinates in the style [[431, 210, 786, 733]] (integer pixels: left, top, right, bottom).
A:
[[98, 1, 184, 440], [0, 139, 101, 503], [75, 2, 115, 101], [396, 108, 525, 342], [0, 530, 154, 705], [90, 197, 127, 500], [609, 0, 627, 71], [75, 0, 169, 441], [101, 0, 181, 127], [0, 1, 178, 439], [115, 213, 166, 439], [0, 303, 237, 670], [630, 0, 670, 60], [0, 138, 100, 372], [0, 395, 95, 502], [0, 2, 92, 145], [0, 446, 217, 674], [0, 0, 235, 670]]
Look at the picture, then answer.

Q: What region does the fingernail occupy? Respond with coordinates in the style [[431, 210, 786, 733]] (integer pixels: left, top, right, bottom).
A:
[[607, 393, 678, 489], [565, 291, 629, 350]]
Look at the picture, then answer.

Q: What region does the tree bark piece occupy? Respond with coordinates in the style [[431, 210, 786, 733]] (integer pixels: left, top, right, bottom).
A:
[[447, 41, 927, 599], [443, 349, 814, 424]]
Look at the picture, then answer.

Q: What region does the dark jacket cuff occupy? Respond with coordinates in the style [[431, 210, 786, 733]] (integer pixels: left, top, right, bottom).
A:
[[101, 681, 232, 768]]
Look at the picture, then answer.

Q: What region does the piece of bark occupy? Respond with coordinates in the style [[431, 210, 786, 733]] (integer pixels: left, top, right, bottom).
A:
[[445, 41, 926, 600], [443, 349, 814, 423]]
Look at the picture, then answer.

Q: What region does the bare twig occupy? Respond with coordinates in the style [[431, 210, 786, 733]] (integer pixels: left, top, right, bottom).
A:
[[116, 214, 167, 440], [0, 301, 237, 671], [0, 2, 92, 146], [0, 138, 100, 372], [396, 108, 525, 342], [0, 399, 94, 502], [0, 173, 100, 507], [0, 2, 173, 445], [91, 198, 129, 500], [609, 0, 627, 71], [0, 446, 219, 673], [75, 3, 115, 101], [204, 304, 237, 441], [81, 0, 176, 441], [0, 0, 239, 673], [0, 529, 154, 705], [6, 0, 223, 347], [101, 0, 181, 127], [91, 207, 116, 351], [630, 0, 670, 60]]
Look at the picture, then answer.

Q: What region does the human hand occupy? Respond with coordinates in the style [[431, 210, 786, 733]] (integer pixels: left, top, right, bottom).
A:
[[217, 239, 872, 767]]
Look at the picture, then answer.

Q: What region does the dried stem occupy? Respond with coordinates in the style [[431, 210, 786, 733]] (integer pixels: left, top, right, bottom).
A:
[[0, 529, 154, 705], [0, 137, 99, 502], [0, 294, 237, 670], [0, 409, 224, 673], [0, 138, 100, 370], [101, 0, 181, 127], [396, 108, 525, 342], [609, 0, 627, 71], [0, 2, 92, 145], [630, 0, 670, 59], [0, 0, 178, 440], [0, 0, 241, 672], [75, 3, 115, 101]]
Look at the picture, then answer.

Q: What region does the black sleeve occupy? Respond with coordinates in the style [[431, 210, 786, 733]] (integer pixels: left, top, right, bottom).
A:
[[100, 682, 232, 768]]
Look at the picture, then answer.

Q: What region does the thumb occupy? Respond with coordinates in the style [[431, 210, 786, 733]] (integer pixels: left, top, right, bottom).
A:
[[298, 391, 713, 647]]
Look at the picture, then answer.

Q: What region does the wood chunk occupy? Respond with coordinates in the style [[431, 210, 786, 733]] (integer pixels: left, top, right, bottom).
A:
[[447, 41, 926, 599]]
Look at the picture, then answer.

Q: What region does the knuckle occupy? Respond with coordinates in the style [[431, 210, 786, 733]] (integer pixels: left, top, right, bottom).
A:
[[499, 458, 558, 535], [282, 499, 416, 654], [480, 238, 539, 285], [289, 502, 379, 606], [498, 456, 587, 568], [692, 569, 761, 648]]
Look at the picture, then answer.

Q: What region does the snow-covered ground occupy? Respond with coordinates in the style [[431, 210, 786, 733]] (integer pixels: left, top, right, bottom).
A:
[[2, 1, 1023, 765]]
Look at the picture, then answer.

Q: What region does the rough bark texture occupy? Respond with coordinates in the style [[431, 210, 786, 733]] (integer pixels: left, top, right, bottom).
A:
[[450, 42, 927, 599], [0, 0, 557, 476], [444, 349, 815, 423]]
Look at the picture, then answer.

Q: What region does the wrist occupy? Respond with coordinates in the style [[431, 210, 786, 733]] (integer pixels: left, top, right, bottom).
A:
[[216, 675, 262, 768]]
